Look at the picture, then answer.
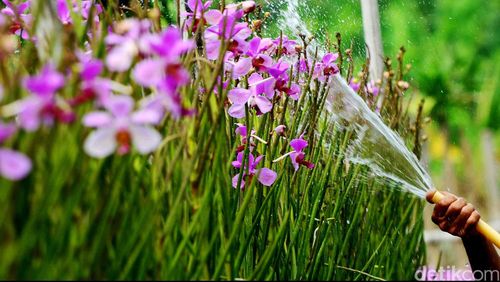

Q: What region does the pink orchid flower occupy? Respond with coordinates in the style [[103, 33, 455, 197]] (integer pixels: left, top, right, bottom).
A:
[[313, 53, 340, 82], [204, 8, 251, 59], [232, 151, 277, 189], [349, 78, 361, 92], [273, 134, 314, 171], [82, 95, 163, 158], [273, 35, 298, 56], [227, 73, 275, 118], [18, 64, 73, 131], [245, 37, 274, 72], [56, 0, 102, 25], [269, 61, 301, 100], [1, 0, 32, 40], [105, 19, 152, 72], [183, 0, 222, 32]]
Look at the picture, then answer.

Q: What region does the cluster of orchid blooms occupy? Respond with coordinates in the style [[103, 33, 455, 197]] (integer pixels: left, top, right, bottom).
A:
[[0, 0, 371, 189]]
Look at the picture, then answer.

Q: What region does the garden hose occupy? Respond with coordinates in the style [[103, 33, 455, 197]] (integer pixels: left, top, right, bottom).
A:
[[431, 191, 500, 249]]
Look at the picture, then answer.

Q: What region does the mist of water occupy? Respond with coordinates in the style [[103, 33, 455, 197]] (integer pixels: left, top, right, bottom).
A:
[[274, 0, 434, 198], [327, 76, 433, 198]]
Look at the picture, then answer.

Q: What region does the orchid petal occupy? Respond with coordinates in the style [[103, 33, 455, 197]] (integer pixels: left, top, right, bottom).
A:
[[131, 108, 163, 125], [231, 57, 252, 79], [290, 138, 308, 152], [257, 168, 277, 186], [232, 174, 245, 189], [130, 125, 162, 154], [105, 40, 138, 72], [104, 95, 134, 117], [254, 96, 272, 114], [132, 59, 165, 87], [0, 122, 16, 143], [205, 9, 222, 25], [84, 127, 117, 158], [82, 111, 113, 127], [228, 88, 251, 105], [228, 103, 246, 118], [0, 148, 32, 180], [290, 152, 300, 171]]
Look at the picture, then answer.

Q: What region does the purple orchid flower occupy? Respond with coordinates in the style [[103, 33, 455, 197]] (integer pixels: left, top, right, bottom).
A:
[[313, 52, 339, 82], [183, 0, 222, 32], [225, 54, 252, 79], [82, 95, 163, 158], [146, 27, 195, 59], [70, 52, 112, 107], [24, 64, 65, 96], [131, 27, 195, 119], [269, 61, 301, 100], [1, 0, 32, 40], [349, 78, 361, 92], [133, 58, 191, 91], [233, 123, 267, 152], [133, 27, 194, 88], [273, 134, 314, 171], [288, 134, 314, 171], [133, 27, 194, 92], [0, 122, 32, 181], [17, 64, 74, 131], [105, 19, 152, 72], [56, 0, 102, 25], [273, 35, 298, 56], [245, 37, 274, 72], [227, 73, 275, 118], [231, 151, 277, 189], [297, 58, 311, 74], [235, 123, 248, 138], [366, 80, 380, 97], [204, 8, 251, 60]]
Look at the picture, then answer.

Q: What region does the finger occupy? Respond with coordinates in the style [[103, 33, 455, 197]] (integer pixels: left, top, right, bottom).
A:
[[463, 211, 481, 237], [426, 190, 437, 204], [433, 195, 456, 218], [438, 220, 451, 232], [449, 204, 474, 237], [443, 197, 467, 222], [454, 203, 475, 231], [431, 213, 440, 225]]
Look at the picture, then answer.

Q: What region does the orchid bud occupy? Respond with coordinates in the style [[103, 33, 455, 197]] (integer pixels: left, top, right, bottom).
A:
[[252, 20, 262, 30], [397, 80, 409, 90], [274, 125, 286, 136], [242, 1, 256, 14]]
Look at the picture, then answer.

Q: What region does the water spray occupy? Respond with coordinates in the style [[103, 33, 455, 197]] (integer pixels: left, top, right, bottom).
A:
[[326, 74, 500, 249]]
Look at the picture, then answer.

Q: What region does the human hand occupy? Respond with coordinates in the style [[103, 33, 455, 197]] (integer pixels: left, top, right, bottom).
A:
[[426, 190, 481, 239]]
